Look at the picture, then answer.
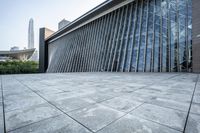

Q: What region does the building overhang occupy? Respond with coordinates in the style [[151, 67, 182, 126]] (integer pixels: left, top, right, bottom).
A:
[[46, 0, 135, 43], [0, 48, 35, 60]]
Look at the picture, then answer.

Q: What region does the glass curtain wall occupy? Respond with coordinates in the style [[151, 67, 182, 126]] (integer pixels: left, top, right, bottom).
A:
[[47, 0, 192, 73]]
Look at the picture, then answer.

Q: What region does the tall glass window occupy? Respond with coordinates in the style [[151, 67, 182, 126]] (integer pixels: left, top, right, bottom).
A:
[[47, 0, 192, 73]]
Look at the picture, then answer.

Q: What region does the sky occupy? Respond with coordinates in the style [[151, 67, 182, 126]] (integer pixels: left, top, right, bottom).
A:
[[0, 0, 105, 50]]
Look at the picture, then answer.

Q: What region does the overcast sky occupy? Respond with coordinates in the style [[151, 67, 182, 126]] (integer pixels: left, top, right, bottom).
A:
[[0, 0, 105, 50]]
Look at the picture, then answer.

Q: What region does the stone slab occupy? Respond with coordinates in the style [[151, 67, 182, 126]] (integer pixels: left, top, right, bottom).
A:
[[101, 97, 143, 112], [185, 113, 200, 133], [130, 103, 187, 131], [0, 102, 4, 133], [191, 102, 200, 115], [97, 114, 181, 133], [148, 97, 190, 112], [9, 114, 92, 133], [5, 102, 61, 132], [68, 104, 125, 132], [50, 97, 95, 113]]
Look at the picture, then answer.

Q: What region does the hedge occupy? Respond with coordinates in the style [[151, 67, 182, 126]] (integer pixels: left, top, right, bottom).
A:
[[0, 61, 39, 74]]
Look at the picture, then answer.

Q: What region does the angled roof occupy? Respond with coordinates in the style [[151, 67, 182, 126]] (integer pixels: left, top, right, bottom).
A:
[[0, 48, 35, 60], [46, 0, 133, 42]]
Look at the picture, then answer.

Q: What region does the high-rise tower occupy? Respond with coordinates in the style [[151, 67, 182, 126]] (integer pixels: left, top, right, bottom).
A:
[[28, 18, 34, 49]]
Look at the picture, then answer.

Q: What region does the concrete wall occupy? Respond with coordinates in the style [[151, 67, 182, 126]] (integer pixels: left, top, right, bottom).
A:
[[192, 0, 200, 73], [39, 28, 54, 73], [58, 19, 70, 30]]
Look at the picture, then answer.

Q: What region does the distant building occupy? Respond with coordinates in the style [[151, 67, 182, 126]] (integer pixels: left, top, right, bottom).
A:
[[28, 18, 38, 61], [0, 18, 37, 62], [28, 18, 34, 49], [10, 46, 19, 51], [0, 48, 35, 61], [58, 19, 70, 30], [29, 50, 38, 61]]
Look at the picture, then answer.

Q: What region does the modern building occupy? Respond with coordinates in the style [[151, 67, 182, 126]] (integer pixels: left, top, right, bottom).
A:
[[39, 0, 199, 73], [0, 48, 35, 61], [0, 18, 37, 62], [58, 19, 70, 30], [29, 50, 39, 61], [28, 18, 34, 49], [28, 18, 39, 61], [10, 46, 20, 51]]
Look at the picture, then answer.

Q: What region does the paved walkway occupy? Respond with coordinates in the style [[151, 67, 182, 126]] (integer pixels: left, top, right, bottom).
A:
[[0, 73, 200, 133]]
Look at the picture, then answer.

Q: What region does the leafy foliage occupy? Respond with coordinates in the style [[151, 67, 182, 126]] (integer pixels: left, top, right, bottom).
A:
[[0, 61, 39, 74]]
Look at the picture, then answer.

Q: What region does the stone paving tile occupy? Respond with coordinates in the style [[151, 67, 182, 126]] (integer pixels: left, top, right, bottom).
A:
[[190, 102, 200, 115], [134, 88, 192, 103], [185, 113, 200, 133], [68, 104, 125, 132], [4, 91, 38, 101], [101, 97, 143, 113], [97, 114, 181, 133], [1, 73, 199, 133], [43, 85, 83, 93], [0, 116, 3, 133], [157, 94, 192, 104], [147, 97, 190, 112], [0, 101, 4, 133], [50, 97, 96, 113], [36, 87, 65, 95], [103, 87, 142, 96], [4, 94, 46, 113], [0, 76, 4, 133], [9, 114, 92, 133], [121, 92, 154, 102], [5, 102, 62, 132], [82, 92, 117, 103], [196, 85, 200, 93], [168, 74, 198, 82], [3, 89, 33, 97], [130, 103, 187, 131], [150, 82, 195, 91], [193, 93, 200, 103], [42, 90, 94, 102]]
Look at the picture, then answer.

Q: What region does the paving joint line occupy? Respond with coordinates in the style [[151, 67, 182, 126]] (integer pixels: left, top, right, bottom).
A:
[[95, 102, 146, 133], [64, 96, 122, 114], [183, 74, 199, 133], [130, 74, 182, 92], [146, 102, 189, 113], [130, 113, 183, 132], [65, 92, 144, 114], [190, 112, 200, 116], [166, 74, 181, 80], [98, 101, 145, 115], [7, 114, 60, 132], [1, 76, 6, 133]]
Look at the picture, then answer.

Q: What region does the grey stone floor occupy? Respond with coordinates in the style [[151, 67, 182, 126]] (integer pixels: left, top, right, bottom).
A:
[[0, 72, 199, 133]]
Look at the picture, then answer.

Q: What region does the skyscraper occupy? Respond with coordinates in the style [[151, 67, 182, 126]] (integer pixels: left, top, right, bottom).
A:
[[58, 19, 70, 30], [28, 18, 34, 49]]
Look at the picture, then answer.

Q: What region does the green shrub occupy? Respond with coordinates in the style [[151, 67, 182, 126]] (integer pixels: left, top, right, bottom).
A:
[[0, 61, 39, 74]]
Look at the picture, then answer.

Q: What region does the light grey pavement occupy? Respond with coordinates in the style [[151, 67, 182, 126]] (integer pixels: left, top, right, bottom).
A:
[[0, 72, 199, 133]]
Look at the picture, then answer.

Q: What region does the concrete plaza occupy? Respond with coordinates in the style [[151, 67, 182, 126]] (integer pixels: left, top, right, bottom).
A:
[[0, 72, 200, 133]]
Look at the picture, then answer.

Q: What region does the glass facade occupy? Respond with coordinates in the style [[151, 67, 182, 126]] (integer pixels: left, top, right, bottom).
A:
[[47, 0, 192, 73]]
